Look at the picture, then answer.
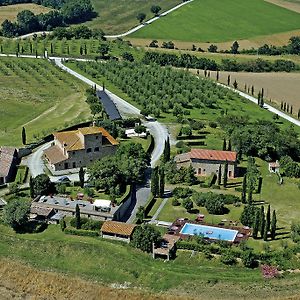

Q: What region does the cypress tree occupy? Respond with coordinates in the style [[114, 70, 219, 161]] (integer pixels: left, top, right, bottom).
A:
[[79, 167, 85, 188], [67, 45, 70, 54], [241, 175, 247, 204], [233, 79, 238, 89], [30, 43, 32, 53], [151, 167, 159, 197], [244, 83, 247, 92], [287, 103, 290, 113], [261, 88, 264, 100], [218, 164, 222, 186], [216, 70, 219, 81], [163, 137, 170, 162], [270, 210, 277, 240], [281, 101, 283, 110], [35, 50, 38, 58], [29, 176, 35, 198], [257, 91, 261, 106], [248, 189, 252, 205], [80, 46, 83, 55], [298, 109, 300, 119], [227, 139, 232, 151], [75, 204, 81, 229], [227, 75, 230, 86], [263, 221, 268, 241], [259, 206, 265, 238], [223, 160, 228, 187], [290, 105, 293, 115], [283, 102, 286, 111], [222, 138, 226, 151], [251, 86, 254, 95], [204, 69, 207, 77], [22, 127, 26, 145], [159, 167, 165, 198], [50, 43, 53, 54], [257, 177, 263, 194], [252, 210, 259, 239], [266, 204, 271, 233]]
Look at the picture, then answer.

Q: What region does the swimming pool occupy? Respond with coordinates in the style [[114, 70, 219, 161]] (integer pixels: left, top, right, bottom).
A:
[[180, 223, 238, 242]]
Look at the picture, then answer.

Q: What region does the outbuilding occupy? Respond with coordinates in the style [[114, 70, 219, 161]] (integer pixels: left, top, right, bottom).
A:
[[101, 221, 136, 243]]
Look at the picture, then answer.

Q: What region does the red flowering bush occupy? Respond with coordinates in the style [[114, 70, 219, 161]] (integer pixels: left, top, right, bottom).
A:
[[261, 264, 279, 279]]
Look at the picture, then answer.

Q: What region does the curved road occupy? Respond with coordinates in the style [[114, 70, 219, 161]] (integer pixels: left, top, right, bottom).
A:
[[14, 1, 193, 40]]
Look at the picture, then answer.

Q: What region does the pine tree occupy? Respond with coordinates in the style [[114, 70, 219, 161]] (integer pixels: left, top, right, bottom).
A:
[[241, 175, 247, 204], [79, 167, 85, 188], [222, 138, 226, 151], [22, 127, 26, 145], [29, 176, 35, 198], [159, 167, 165, 198], [218, 164, 222, 186], [252, 210, 259, 239], [223, 160, 228, 187], [270, 210, 277, 240], [265, 204, 270, 237], [75, 204, 81, 229], [151, 167, 159, 197], [227, 140, 232, 151], [163, 137, 170, 162]]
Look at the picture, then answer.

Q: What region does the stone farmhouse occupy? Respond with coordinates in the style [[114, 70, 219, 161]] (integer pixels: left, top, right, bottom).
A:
[[175, 149, 238, 178], [0, 147, 18, 185], [44, 126, 118, 171]]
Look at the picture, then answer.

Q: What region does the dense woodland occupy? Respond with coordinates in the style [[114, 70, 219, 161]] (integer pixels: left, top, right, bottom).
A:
[[0, 0, 95, 37]]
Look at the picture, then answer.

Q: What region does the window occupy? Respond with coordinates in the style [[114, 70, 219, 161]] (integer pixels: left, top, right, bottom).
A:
[[72, 162, 76, 168], [73, 151, 75, 155], [96, 136, 98, 139], [198, 168, 201, 175], [87, 148, 92, 153], [94, 147, 99, 152]]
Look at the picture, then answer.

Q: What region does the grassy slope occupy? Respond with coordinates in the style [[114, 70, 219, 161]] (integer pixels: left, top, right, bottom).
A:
[[83, 0, 180, 34], [0, 3, 51, 24], [131, 0, 300, 42], [0, 224, 300, 299], [0, 57, 90, 146]]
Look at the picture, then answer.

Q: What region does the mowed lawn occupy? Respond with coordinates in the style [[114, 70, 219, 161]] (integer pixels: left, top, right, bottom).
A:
[[0, 57, 90, 146], [84, 0, 181, 34], [0, 3, 51, 24], [130, 0, 300, 42]]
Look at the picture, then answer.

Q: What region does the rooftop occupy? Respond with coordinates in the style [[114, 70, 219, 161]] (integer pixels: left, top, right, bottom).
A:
[[0, 147, 17, 178], [53, 126, 118, 152], [175, 149, 237, 163], [101, 221, 136, 236]]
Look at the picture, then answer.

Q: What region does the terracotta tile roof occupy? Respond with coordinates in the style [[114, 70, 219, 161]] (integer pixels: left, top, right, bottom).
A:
[[0, 147, 17, 177], [30, 205, 54, 217], [101, 221, 136, 236], [190, 149, 237, 162], [53, 126, 118, 152], [44, 145, 67, 164]]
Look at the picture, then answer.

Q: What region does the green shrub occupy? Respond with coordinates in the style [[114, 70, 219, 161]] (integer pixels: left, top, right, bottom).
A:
[[70, 217, 89, 228], [173, 187, 193, 199], [209, 121, 218, 128], [64, 228, 99, 237], [172, 198, 180, 206], [220, 250, 237, 265], [81, 219, 103, 231]]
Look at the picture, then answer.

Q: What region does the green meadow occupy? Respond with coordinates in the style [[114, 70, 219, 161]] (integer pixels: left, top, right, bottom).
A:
[[131, 0, 300, 42]]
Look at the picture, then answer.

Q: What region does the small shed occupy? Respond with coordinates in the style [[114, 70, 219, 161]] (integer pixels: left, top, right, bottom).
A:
[[30, 206, 55, 222], [101, 221, 136, 243], [153, 234, 181, 261], [269, 161, 280, 173]]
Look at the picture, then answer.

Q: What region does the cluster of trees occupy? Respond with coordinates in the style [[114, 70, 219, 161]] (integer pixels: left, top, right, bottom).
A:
[[88, 143, 150, 197], [1, 0, 95, 37], [280, 101, 299, 118], [75, 60, 237, 118], [142, 52, 297, 72], [240, 204, 277, 241], [279, 156, 300, 178], [218, 115, 300, 161], [136, 4, 162, 23], [85, 86, 103, 117], [241, 36, 300, 56], [165, 161, 196, 185], [51, 25, 105, 40]]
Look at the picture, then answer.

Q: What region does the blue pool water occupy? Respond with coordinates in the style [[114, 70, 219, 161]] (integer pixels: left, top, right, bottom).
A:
[[180, 223, 238, 242]]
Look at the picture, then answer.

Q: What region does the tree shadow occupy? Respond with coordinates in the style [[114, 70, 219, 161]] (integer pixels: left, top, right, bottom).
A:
[[189, 208, 200, 214]]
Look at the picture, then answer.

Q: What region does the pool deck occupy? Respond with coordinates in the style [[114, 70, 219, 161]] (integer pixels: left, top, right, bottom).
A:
[[167, 218, 251, 243]]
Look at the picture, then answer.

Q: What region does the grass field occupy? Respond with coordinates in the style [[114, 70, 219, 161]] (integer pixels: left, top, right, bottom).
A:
[[0, 3, 51, 24], [192, 69, 300, 113], [0, 57, 90, 146], [130, 0, 300, 43], [266, 0, 300, 13], [1, 224, 300, 299], [83, 0, 180, 34]]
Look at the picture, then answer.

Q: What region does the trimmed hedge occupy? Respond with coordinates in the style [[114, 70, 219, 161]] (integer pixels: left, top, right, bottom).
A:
[[146, 134, 155, 155], [186, 141, 205, 146], [64, 228, 99, 237], [177, 135, 206, 140], [117, 185, 131, 204], [144, 192, 156, 216], [177, 241, 204, 251]]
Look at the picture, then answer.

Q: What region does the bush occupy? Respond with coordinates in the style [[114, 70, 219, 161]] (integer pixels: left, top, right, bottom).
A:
[[205, 197, 225, 214], [173, 187, 193, 199], [64, 228, 99, 237], [242, 250, 258, 268], [56, 183, 66, 194], [70, 217, 89, 228], [182, 198, 193, 212], [81, 219, 103, 231], [220, 250, 237, 265], [177, 240, 204, 251], [291, 223, 300, 242], [172, 198, 180, 206], [209, 121, 218, 128]]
